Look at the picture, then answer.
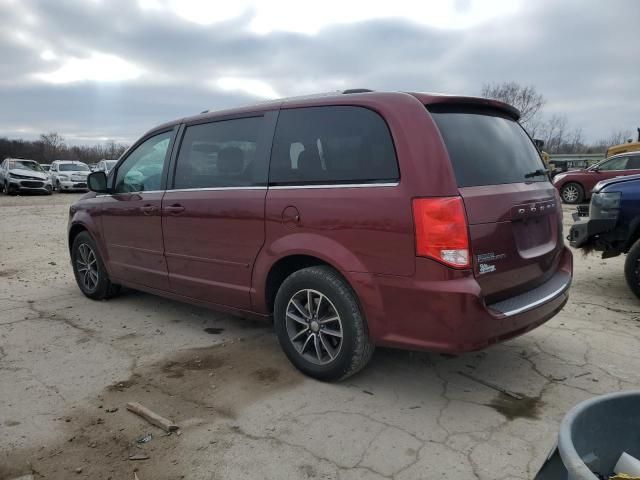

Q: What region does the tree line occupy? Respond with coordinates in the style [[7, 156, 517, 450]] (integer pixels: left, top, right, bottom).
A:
[[481, 81, 636, 154], [0, 133, 129, 165]]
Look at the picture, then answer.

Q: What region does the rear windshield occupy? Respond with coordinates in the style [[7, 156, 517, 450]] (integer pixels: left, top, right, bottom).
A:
[[429, 106, 546, 187]]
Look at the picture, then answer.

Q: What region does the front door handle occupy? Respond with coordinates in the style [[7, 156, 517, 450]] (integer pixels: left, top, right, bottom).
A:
[[164, 204, 185, 215], [140, 205, 158, 215]]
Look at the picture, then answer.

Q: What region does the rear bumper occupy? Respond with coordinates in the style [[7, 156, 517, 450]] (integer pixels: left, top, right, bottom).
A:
[[353, 246, 573, 353]]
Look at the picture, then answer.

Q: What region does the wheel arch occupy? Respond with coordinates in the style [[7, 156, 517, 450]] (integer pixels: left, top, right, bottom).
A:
[[68, 222, 88, 253], [263, 254, 348, 315], [623, 216, 640, 253]]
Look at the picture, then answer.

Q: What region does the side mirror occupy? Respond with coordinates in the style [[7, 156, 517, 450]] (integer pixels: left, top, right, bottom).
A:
[[87, 171, 109, 193]]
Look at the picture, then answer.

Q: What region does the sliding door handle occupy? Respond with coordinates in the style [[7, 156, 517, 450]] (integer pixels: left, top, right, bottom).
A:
[[164, 204, 185, 215]]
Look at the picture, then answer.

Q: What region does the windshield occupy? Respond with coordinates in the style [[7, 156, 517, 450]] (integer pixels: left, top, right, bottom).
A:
[[429, 106, 547, 187], [59, 163, 90, 172], [105, 160, 117, 168], [9, 160, 43, 172]]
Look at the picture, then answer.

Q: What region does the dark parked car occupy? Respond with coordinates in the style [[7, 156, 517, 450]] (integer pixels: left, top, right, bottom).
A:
[[553, 152, 640, 204], [569, 173, 640, 297], [68, 90, 573, 380]]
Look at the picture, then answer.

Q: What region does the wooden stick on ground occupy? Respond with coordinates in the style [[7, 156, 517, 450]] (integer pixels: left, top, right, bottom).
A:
[[126, 402, 179, 432]]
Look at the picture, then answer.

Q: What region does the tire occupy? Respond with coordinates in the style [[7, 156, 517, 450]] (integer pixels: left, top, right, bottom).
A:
[[274, 266, 374, 381], [56, 180, 61, 192], [561, 182, 584, 204], [624, 239, 640, 299], [0, 181, 4, 194], [71, 231, 120, 300], [6, 183, 17, 196]]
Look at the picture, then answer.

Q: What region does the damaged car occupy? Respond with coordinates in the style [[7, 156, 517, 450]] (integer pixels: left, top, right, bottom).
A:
[[569, 174, 640, 297], [0, 158, 53, 195]]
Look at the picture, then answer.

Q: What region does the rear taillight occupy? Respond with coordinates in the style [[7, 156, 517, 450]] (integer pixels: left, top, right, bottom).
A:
[[412, 196, 470, 268]]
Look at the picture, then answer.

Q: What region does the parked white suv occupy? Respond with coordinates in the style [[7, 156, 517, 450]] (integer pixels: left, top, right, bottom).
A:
[[50, 160, 91, 192], [0, 158, 53, 195]]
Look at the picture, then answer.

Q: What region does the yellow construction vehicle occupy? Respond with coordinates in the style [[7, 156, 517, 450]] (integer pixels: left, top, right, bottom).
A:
[[606, 128, 640, 157]]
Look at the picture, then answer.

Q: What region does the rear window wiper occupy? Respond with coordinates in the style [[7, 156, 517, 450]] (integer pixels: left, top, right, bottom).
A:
[[524, 168, 549, 179]]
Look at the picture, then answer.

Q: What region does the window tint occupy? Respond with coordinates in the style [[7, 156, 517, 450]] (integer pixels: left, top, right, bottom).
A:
[[429, 106, 546, 187], [269, 106, 399, 185], [627, 156, 640, 169], [173, 116, 266, 189], [599, 156, 628, 171], [114, 131, 172, 193]]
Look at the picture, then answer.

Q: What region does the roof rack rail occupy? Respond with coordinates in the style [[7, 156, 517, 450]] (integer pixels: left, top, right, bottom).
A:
[[342, 88, 373, 94]]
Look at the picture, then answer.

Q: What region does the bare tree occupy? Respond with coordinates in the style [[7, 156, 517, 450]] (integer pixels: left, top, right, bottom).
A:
[[40, 132, 65, 162], [541, 114, 568, 153], [481, 82, 545, 128]]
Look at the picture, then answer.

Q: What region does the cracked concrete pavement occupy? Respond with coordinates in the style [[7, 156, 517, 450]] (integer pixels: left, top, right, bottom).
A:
[[1, 193, 639, 479]]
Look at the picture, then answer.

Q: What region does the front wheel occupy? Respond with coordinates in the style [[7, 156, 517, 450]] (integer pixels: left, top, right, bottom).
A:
[[624, 239, 640, 299], [274, 266, 374, 381], [561, 182, 584, 204], [71, 231, 120, 300]]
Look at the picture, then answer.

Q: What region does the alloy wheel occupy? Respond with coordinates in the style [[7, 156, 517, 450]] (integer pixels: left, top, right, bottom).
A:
[[76, 243, 99, 292], [562, 185, 579, 203], [285, 289, 343, 365]]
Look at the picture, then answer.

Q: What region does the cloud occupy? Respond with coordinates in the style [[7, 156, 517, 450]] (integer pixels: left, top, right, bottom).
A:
[[0, 0, 638, 144]]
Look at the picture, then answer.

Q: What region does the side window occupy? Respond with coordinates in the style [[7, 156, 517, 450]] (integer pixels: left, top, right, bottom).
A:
[[114, 131, 172, 193], [599, 157, 628, 171], [626, 156, 640, 169], [269, 106, 399, 185], [173, 116, 265, 189]]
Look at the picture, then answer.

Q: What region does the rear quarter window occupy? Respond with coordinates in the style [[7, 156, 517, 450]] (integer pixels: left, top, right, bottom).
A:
[[428, 106, 546, 187], [269, 106, 399, 185]]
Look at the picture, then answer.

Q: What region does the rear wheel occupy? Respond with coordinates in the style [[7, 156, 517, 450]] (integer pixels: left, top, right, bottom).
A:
[[71, 231, 120, 300], [274, 266, 374, 381], [561, 182, 584, 204], [624, 239, 640, 299]]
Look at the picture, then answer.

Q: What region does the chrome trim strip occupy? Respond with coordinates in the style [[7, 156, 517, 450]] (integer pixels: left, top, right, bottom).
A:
[[500, 279, 571, 317], [166, 186, 267, 193], [97, 190, 164, 197], [269, 182, 399, 190], [96, 183, 399, 195]]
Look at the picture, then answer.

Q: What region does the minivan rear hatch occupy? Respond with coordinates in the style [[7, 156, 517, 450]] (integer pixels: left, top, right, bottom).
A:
[[428, 104, 563, 302]]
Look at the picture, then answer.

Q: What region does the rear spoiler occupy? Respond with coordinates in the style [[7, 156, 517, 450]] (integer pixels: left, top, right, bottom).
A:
[[408, 92, 521, 121]]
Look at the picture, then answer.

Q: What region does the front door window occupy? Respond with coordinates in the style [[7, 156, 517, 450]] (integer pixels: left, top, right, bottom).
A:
[[114, 132, 172, 193]]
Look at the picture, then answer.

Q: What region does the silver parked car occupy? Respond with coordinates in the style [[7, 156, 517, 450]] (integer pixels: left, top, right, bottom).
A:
[[95, 159, 118, 175], [0, 158, 53, 195], [50, 160, 91, 192]]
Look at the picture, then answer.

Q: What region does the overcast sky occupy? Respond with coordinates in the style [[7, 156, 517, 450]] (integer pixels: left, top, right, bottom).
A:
[[0, 0, 638, 145]]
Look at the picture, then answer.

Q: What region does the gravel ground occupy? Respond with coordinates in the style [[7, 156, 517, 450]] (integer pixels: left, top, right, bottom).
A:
[[1, 192, 639, 480]]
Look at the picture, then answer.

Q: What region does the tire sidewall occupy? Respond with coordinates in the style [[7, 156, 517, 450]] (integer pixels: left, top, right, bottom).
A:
[[624, 240, 640, 299], [72, 232, 111, 299], [274, 268, 363, 381]]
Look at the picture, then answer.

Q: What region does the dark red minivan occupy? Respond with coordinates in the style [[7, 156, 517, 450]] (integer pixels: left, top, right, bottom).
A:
[[69, 90, 573, 380]]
